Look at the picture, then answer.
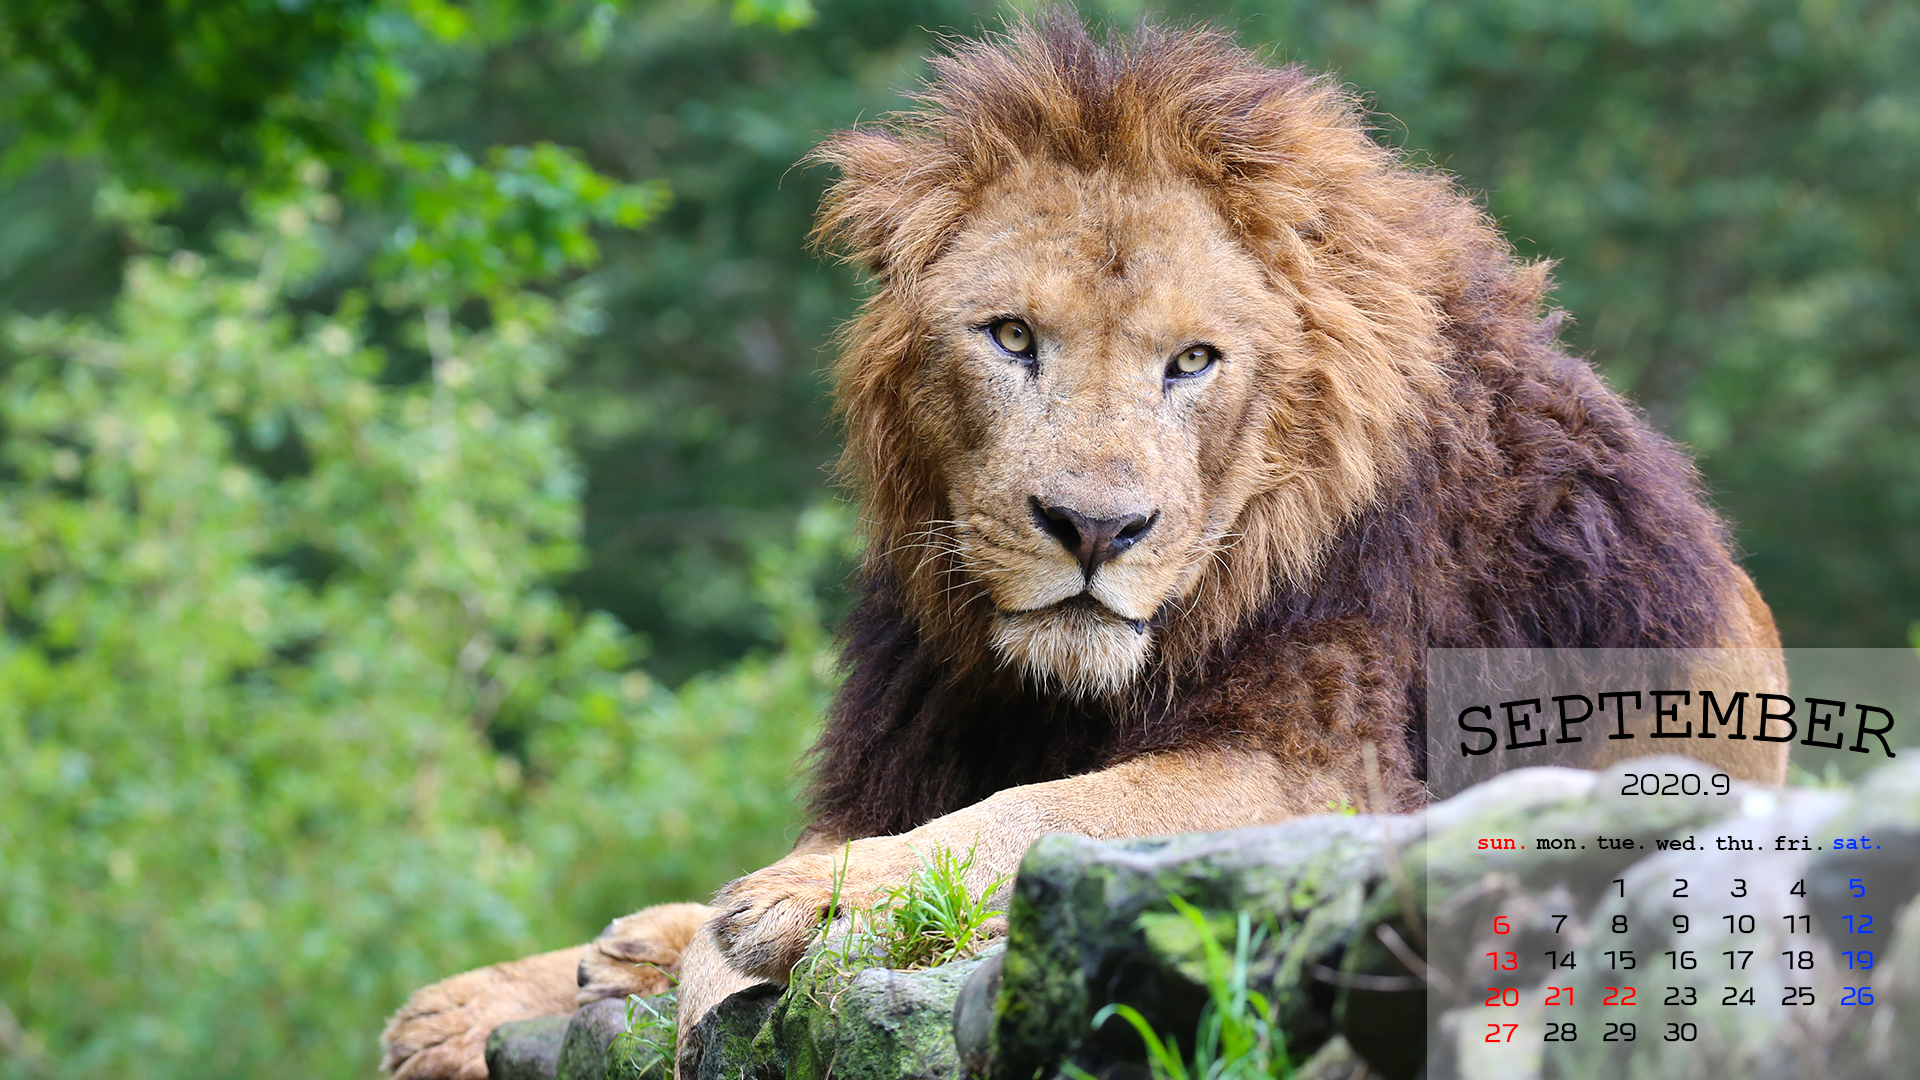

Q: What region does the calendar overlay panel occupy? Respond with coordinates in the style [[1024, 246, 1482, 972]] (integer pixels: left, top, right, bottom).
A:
[[1418, 649, 1920, 1079]]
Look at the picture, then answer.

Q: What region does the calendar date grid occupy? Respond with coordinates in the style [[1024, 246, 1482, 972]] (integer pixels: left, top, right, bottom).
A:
[[1471, 855, 1879, 1049]]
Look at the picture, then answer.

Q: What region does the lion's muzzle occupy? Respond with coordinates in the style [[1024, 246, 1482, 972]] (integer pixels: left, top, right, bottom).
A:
[[1028, 496, 1159, 582]]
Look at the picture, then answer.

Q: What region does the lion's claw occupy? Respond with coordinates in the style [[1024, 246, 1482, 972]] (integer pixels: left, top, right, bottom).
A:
[[709, 840, 917, 981], [710, 852, 843, 979]]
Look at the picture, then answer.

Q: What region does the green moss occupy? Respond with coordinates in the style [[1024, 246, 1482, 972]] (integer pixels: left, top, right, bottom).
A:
[[772, 954, 985, 1080]]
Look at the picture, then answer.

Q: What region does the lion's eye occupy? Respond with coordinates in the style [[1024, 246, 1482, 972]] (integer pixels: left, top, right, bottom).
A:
[[990, 318, 1036, 359], [1168, 344, 1219, 378]]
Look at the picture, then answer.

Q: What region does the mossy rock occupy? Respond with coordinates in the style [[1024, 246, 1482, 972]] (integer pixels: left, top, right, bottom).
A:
[[486, 1015, 570, 1080], [560, 997, 655, 1080], [678, 983, 782, 1080], [985, 813, 1415, 1080], [771, 951, 993, 1080]]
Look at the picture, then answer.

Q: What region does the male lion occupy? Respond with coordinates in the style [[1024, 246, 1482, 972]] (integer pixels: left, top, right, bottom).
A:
[[382, 17, 1787, 1078]]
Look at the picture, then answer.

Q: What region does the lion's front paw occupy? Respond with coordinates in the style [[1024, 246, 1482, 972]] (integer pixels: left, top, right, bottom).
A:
[[575, 901, 710, 1003], [381, 946, 584, 1079], [708, 838, 917, 981]]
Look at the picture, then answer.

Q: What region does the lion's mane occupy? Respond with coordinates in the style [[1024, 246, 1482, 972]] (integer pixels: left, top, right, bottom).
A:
[[802, 17, 1755, 840]]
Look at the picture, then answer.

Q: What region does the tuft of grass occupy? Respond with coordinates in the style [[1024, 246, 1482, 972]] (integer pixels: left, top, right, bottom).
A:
[[791, 844, 1009, 1009], [1078, 896, 1292, 1080], [869, 845, 1010, 970], [607, 991, 677, 1074]]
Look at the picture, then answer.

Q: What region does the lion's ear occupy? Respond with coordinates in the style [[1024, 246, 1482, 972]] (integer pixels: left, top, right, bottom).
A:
[[810, 129, 970, 281]]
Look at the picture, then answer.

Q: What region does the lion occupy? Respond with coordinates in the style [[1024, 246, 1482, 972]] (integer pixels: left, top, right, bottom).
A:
[[380, 16, 1788, 1079]]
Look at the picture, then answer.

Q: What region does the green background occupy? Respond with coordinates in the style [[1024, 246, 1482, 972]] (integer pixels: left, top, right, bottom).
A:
[[0, 1, 1914, 1076]]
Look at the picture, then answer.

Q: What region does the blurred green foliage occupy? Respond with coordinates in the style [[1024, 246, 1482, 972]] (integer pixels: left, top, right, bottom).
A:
[[0, 176, 846, 1075], [0, 0, 1914, 1078]]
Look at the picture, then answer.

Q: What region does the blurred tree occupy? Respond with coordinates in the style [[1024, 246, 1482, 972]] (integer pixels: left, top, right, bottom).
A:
[[0, 0, 386, 176], [0, 0, 665, 311], [0, 180, 845, 1078], [0, 2, 846, 1077], [0, 179, 620, 1073]]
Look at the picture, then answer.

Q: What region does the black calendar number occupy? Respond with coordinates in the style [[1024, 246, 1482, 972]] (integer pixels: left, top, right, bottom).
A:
[[1612, 915, 1629, 934], [1783, 986, 1815, 1006], [1724, 950, 1753, 970], [1665, 1023, 1698, 1042], [1722, 986, 1754, 1005], [1603, 1022, 1636, 1043], [1783, 950, 1815, 970], [1620, 772, 1729, 796], [1606, 950, 1636, 970], [1731, 878, 1747, 898], [1545, 1022, 1577, 1042], [1723, 914, 1754, 933], [1665, 950, 1697, 970], [1665, 986, 1696, 1006]]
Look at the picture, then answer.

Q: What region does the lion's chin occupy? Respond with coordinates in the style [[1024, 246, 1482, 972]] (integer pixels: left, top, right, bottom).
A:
[[989, 602, 1152, 700]]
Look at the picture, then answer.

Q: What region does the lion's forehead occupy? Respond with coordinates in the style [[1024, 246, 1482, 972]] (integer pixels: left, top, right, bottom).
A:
[[933, 168, 1273, 345]]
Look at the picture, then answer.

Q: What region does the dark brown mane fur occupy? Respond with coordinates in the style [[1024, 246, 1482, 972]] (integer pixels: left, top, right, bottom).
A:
[[802, 15, 1748, 841]]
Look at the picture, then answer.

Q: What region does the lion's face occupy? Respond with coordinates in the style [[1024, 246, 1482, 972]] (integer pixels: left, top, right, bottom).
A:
[[910, 165, 1300, 696], [821, 21, 1459, 701]]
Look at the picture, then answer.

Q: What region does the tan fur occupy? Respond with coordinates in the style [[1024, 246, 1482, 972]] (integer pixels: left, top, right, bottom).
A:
[[381, 903, 704, 1079], [571, 902, 710, 1003], [381, 946, 584, 1080], [667, 925, 760, 1078]]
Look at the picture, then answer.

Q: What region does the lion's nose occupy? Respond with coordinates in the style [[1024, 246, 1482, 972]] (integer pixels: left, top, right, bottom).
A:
[[1030, 498, 1158, 580]]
